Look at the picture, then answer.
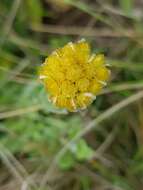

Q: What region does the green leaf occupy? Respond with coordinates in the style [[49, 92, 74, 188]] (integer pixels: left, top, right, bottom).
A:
[[25, 0, 43, 24], [58, 151, 75, 170], [75, 139, 93, 161], [80, 176, 91, 190], [119, 0, 133, 15], [112, 175, 134, 190]]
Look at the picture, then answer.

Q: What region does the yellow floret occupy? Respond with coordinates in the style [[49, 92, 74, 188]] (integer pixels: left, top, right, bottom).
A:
[[76, 93, 93, 109], [74, 41, 90, 63], [95, 66, 110, 81], [91, 54, 105, 67], [77, 78, 90, 92], [45, 78, 59, 96], [39, 39, 111, 111]]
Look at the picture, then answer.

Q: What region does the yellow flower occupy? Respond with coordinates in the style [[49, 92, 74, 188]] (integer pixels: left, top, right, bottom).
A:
[[39, 39, 110, 112]]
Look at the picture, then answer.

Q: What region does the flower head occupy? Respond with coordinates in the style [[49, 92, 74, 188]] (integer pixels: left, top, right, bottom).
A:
[[39, 39, 110, 112]]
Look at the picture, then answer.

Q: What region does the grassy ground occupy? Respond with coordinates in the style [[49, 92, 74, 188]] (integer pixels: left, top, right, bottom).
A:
[[0, 0, 143, 189]]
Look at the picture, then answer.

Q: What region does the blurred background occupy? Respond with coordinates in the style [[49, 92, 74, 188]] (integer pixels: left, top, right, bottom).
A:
[[0, 0, 143, 189]]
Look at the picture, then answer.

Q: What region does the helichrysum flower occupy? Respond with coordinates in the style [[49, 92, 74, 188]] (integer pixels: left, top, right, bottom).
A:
[[39, 39, 110, 112]]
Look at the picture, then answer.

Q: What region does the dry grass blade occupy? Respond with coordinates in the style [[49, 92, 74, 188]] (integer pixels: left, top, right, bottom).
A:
[[30, 24, 142, 38], [0, 0, 22, 48], [0, 144, 37, 189], [90, 126, 118, 161], [0, 149, 24, 183], [101, 82, 143, 94], [0, 105, 42, 120]]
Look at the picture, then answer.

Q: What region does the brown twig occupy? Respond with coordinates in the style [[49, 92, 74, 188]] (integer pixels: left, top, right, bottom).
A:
[[30, 24, 142, 38]]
